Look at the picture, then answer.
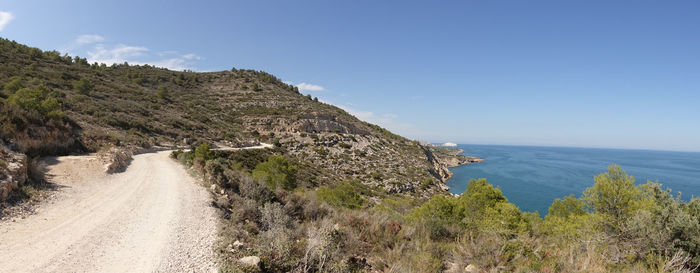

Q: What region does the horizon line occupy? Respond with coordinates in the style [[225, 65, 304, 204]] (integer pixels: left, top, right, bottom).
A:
[[425, 141, 700, 154]]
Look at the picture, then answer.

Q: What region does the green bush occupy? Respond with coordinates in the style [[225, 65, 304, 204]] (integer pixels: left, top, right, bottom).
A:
[[1, 76, 23, 97], [547, 194, 586, 218], [7, 84, 63, 119], [204, 158, 229, 185], [156, 85, 169, 100], [72, 78, 94, 95], [583, 164, 640, 233], [316, 180, 366, 209], [420, 177, 434, 190], [252, 155, 298, 191], [409, 178, 529, 237], [194, 143, 214, 160]]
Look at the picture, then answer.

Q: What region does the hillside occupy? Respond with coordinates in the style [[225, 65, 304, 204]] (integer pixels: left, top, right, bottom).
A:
[[4, 38, 699, 273], [0, 37, 463, 202]]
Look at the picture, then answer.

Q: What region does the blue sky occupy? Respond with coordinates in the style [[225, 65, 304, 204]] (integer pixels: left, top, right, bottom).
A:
[[1, 1, 699, 151]]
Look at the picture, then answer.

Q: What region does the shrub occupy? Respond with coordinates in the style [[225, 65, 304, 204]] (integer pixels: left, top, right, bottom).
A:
[[258, 226, 294, 268], [7, 85, 63, 119], [1, 76, 23, 97], [194, 143, 214, 160], [302, 219, 336, 272], [302, 193, 331, 221], [411, 194, 458, 220], [203, 158, 228, 185], [156, 85, 169, 100], [176, 150, 195, 166], [547, 194, 586, 218], [239, 174, 274, 204], [252, 155, 298, 191], [282, 192, 309, 220], [72, 78, 93, 95], [408, 178, 530, 238], [420, 178, 434, 190], [260, 202, 291, 231], [584, 164, 640, 233], [313, 147, 328, 157], [317, 180, 366, 209]]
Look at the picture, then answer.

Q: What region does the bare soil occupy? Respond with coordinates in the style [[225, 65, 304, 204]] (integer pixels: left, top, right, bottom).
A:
[[0, 151, 218, 273]]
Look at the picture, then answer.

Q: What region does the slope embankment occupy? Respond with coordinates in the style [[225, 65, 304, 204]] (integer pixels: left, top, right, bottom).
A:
[[0, 151, 218, 273]]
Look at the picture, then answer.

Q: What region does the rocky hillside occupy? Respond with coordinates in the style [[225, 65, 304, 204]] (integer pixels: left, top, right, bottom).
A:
[[0, 37, 463, 199], [0, 141, 27, 201]]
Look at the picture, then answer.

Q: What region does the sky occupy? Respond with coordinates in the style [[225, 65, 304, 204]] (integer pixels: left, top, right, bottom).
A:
[[1, 1, 699, 152]]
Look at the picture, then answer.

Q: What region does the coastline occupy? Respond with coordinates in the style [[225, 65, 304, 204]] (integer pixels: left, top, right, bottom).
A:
[[441, 148, 484, 168], [422, 145, 483, 191]]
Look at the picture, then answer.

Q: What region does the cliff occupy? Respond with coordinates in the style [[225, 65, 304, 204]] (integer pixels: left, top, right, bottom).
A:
[[422, 145, 483, 184]]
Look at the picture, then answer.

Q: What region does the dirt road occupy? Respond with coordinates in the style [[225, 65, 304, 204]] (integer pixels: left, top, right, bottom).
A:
[[0, 151, 218, 273]]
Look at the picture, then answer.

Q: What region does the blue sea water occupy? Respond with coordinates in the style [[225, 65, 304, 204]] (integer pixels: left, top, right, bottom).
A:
[[447, 144, 700, 215]]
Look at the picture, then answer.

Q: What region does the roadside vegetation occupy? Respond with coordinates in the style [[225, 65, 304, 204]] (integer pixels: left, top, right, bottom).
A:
[[174, 144, 700, 272]]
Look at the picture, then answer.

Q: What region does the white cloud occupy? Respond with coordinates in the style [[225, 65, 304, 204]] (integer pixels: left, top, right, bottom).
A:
[[296, 82, 325, 91], [148, 54, 200, 71], [87, 44, 148, 65], [336, 103, 420, 138], [345, 107, 375, 120], [182, 53, 200, 60], [146, 52, 200, 70], [75, 34, 104, 45], [82, 42, 199, 71], [0, 11, 14, 31], [338, 104, 397, 126]]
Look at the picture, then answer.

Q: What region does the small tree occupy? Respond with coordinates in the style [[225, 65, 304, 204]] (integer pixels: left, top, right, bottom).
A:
[[194, 143, 214, 160], [7, 85, 63, 119], [157, 85, 169, 100], [584, 164, 639, 233], [317, 181, 365, 209], [252, 155, 298, 191], [1, 77, 23, 97], [548, 194, 586, 218], [72, 78, 93, 95]]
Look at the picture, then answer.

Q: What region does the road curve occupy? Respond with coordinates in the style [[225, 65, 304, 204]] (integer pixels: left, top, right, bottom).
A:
[[0, 151, 218, 273]]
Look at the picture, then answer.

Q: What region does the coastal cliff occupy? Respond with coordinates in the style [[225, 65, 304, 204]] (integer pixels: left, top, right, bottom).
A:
[[422, 145, 483, 188]]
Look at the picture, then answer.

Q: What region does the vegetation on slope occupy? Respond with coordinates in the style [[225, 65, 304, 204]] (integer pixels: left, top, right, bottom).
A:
[[177, 144, 700, 272], [0, 37, 449, 199]]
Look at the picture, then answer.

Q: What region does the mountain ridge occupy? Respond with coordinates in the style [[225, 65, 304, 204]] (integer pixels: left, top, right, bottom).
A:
[[0, 37, 463, 202]]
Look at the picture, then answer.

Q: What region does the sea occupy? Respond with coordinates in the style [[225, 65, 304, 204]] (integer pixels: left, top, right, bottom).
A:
[[447, 144, 700, 215]]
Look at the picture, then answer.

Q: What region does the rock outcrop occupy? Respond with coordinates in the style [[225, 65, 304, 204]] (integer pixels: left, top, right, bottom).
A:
[[421, 145, 483, 187], [292, 112, 368, 135], [101, 148, 133, 174], [421, 145, 453, 187], [0, 145, 28, 201], [437, 150, 484, 167], [238, 256, 261, 268]]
